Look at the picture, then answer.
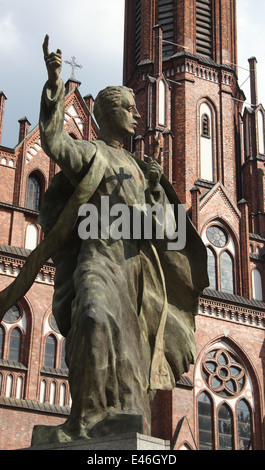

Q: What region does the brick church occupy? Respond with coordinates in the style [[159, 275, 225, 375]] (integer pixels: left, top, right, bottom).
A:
[[0, 0, 264, 450]]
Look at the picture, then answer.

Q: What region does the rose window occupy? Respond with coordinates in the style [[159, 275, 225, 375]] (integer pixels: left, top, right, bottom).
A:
[[202, 349, 245, 397], [207, 226, 228, 248]]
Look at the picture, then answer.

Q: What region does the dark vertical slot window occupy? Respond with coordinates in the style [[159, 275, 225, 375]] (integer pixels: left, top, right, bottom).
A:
[[207, 247, 216, 290], [198, 392, 213, 450], [135, 0, 141, 65], [158, 0, 174, 56], [196, 0, 213, 58]]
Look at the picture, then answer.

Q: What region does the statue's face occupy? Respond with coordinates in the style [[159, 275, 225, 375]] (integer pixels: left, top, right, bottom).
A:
[[107, 90, 140, 140]]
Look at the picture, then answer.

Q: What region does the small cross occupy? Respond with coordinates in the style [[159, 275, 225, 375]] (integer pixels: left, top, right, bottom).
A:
[[106, 168, 132, 193], [64, 56, 83, 79]]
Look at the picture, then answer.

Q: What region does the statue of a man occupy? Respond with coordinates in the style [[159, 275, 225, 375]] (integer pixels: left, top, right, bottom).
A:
[[1, 36, 209, 445]]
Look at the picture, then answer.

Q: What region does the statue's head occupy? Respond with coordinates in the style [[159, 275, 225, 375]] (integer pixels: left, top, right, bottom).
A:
[[94, 86, 140, 140]]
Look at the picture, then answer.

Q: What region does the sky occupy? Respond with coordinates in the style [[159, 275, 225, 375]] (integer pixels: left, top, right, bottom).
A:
[[0, 0, 265, 148]]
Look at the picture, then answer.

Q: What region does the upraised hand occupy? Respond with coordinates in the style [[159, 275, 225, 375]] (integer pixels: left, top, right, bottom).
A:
[[147, 156, 162, 190], [43, 34, 62, 87]]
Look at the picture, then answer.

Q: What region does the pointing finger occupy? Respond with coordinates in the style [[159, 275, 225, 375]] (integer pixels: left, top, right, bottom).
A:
[[43, 34, 50, 58]]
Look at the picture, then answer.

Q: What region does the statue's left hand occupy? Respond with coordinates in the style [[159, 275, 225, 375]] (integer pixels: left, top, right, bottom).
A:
[[147, 157, 162, 189]]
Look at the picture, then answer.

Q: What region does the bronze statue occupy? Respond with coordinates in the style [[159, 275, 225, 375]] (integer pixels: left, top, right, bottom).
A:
[[0, 36, 208, 445]]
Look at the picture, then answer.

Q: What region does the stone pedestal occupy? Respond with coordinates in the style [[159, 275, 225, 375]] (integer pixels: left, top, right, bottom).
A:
[[27, 433, 170, 451]]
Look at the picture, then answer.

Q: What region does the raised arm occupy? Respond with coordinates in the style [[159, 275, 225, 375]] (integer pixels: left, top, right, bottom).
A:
[[39, 35, 95, 184]]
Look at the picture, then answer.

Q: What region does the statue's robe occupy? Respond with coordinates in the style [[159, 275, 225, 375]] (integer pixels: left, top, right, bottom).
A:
[[0, 78, 208, 439]]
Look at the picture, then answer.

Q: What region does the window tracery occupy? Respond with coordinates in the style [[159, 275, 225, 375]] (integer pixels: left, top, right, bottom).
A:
[[197, 343, 254, 450], [204, 224, 235, 294]]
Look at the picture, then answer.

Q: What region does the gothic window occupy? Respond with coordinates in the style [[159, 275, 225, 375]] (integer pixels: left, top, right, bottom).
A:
[[198, 392, 213, 450], [218, 404, 233, 450], [252, 269, 263, 301], [16, 376, 23, 399], [205, 225, 235, 294], [60, 340, 68, 370], [237, 400, 252, 450], [158, 0, 174, 57], [26, 174, 41, 211], [220, 252, 234, 294], [200, 103, 213, 181], [197, 345, 255, 450], [207, 247, 216, 290], [40, 380, 46, 403], [49, 314, 60, 333], [25, 223, 39, 250], [59, 383, 66, 406], [1, 305, 24, 364], [44, 335, 56, 368], [6, 374, 13, 398], [203, 349, 246, 398], [50, 381, 56, 405], [8, 328, 21, 362], [196, 0, 213, 58]]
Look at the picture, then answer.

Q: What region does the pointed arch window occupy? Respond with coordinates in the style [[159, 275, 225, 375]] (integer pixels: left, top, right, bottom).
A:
[[207, 247, 216, 290], [220, 251, 234, 294], [218, 404, 233, 450], [197, 345, 255, 450], [60, 340, 68, 370], [237, 400, 252, 450], [44, 335, 56, 368], [8, 328, 21, 362], [198, 392, 213, 450], [205, 225, 235, 295], [26, 174, 41, 211], [200, 103, 213, 181]]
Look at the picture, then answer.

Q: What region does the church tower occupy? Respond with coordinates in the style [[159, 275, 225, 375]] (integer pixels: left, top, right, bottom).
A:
[[123, 1, 265, 450], [123, 0, 245, 208]]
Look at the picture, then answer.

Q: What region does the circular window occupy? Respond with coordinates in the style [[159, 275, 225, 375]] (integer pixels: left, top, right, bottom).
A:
[[202, 349, 246, 398], [3, 305, 21, 323], [207, 225, 228, 248]]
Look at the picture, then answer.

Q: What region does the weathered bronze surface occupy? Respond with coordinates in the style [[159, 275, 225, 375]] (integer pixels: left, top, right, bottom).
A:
[[0, 36, 208, 445]]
